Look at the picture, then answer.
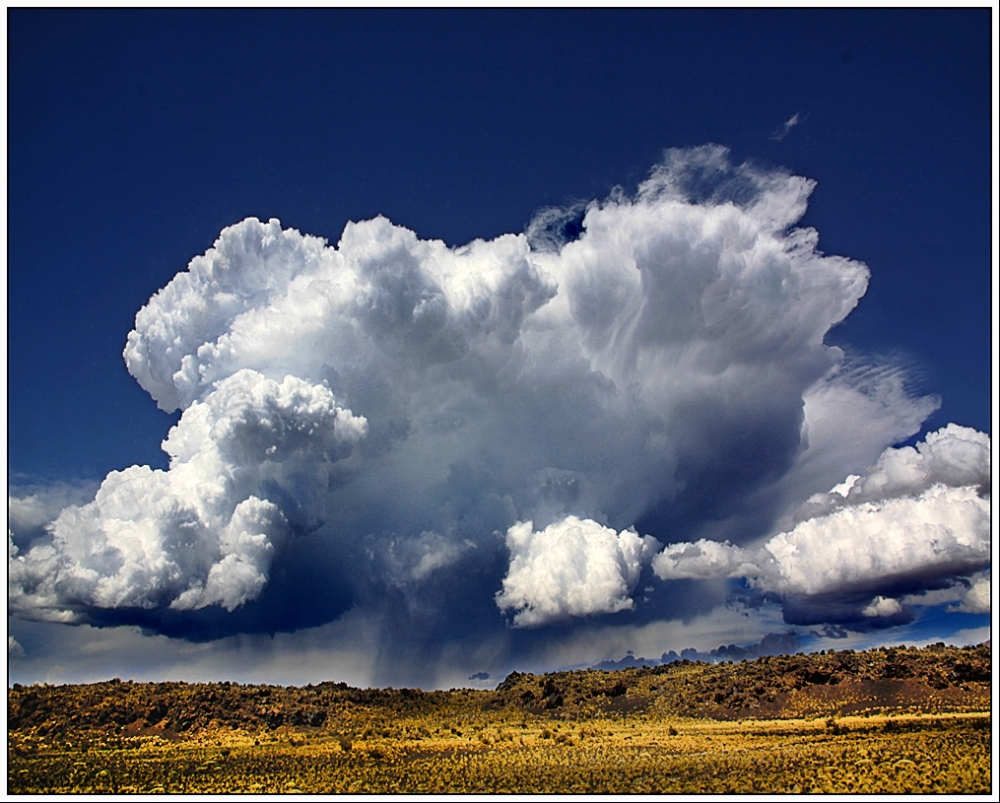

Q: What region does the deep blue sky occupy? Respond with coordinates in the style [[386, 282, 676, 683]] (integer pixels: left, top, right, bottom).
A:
[[8, 8, 991, 483]]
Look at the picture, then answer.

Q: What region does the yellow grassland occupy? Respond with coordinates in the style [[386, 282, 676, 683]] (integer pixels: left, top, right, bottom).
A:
[[8, 642, 991, 793], [8, 711, 990, 793]]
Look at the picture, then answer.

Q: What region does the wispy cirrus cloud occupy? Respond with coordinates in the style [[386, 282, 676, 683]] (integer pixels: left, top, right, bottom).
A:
[[770, 111, 805, 141]]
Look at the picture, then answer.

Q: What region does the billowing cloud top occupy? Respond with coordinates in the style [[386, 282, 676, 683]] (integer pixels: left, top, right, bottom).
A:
[[10, 370, 367, 618], [9, 147, 987, 673]]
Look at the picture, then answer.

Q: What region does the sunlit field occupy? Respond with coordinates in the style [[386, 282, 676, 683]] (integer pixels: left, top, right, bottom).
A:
[[8, 642, 990, 794], [8, 712, 990, 794]]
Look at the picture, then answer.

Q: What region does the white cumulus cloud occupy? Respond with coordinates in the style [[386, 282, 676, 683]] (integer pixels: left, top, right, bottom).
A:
[[862, 596, 903, 618], [651, 425, 991, 624], [792, 422, 990, 523], [496, 516, 661, 627], [8, 147, 956, 658], [651, 539, 758, 581], [954, 573, 991, 614], [9, 370, 366, 618], [760, 483, 989, 597]]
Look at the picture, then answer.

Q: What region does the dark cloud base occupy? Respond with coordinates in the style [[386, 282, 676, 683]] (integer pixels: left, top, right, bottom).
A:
[[82, 559, 357, 643]]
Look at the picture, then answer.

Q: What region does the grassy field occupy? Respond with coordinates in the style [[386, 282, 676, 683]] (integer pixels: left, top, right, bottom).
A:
[[8, 712, 990, 794], [8, 641, 991, 794]]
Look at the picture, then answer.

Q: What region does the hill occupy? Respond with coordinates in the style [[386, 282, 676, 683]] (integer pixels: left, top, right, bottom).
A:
[[7, 641, 991, 794], [9, 640, 989, 738]]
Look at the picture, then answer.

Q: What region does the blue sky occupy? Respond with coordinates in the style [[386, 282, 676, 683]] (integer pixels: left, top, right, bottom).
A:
[[7, 9, 993, 687]]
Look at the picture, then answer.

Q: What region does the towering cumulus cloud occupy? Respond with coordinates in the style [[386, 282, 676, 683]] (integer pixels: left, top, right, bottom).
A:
[[10, 370, 367, 618], [9, 147, 987, 672]]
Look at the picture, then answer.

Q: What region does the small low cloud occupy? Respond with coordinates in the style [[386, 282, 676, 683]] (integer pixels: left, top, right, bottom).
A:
[[901, 570, 992, 615], [952, 573, 991, 614], [653, 539, 758, 582], [862, 596, 904, 618], [496, 517, 661, 627]]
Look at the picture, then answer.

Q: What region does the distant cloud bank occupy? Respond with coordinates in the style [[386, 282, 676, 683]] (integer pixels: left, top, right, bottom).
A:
[[8, 146, 988, 683], [651, 424, 991, 627]]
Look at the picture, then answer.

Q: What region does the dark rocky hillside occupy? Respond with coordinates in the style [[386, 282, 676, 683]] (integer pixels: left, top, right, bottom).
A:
[[496, 641, 990, 721], [8, 641, 990, 745]]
